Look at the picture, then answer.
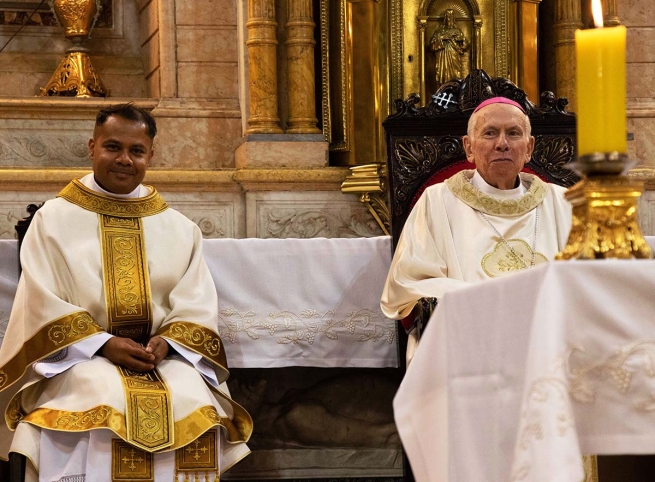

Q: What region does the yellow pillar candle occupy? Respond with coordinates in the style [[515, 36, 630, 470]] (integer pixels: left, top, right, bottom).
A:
[[575, 24, 627, 156]]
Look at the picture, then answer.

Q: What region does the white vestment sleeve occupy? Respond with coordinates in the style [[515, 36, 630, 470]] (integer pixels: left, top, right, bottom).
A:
[[381, 187, 470, 319], [32, 333, 112, 378], [167, 339, 219, 388]]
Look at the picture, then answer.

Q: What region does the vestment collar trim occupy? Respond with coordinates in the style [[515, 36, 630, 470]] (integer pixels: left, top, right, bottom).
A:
[[57, 178, 168, 217], [446, 170, 547, 217]]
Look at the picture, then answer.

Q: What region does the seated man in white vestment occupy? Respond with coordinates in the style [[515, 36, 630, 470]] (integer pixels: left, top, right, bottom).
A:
[[381, 97, 573, 360], [0, 104, 252, 482]]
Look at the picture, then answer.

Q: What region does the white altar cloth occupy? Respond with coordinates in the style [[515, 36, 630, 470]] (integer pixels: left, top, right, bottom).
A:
[[394, 260, 655, 482], [0, 236, 398, 368]]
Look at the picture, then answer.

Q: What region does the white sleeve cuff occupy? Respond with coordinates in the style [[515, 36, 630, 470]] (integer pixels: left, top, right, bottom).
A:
[[33, 332, 113, 378], [166, 339, 219, 388]]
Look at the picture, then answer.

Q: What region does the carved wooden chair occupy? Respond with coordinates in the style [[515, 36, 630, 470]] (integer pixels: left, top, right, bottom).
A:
[[383, 68, 579, 336]]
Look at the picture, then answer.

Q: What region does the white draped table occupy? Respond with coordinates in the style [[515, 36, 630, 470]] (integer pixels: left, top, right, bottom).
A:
[[0, 236, 398, 368], [394, 260, 655, 482]]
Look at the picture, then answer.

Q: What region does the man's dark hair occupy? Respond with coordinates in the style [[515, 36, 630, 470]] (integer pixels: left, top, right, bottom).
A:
[[95, 103, 157, 139]]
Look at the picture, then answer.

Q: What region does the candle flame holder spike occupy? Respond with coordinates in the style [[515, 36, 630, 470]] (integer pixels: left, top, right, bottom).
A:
[[40, 0, 109, 97], [556, 152, 653, 260]]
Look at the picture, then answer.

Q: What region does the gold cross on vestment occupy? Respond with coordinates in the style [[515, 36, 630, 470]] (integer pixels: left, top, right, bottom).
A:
[[186, 439, 208, 461], [122, 448, 144, 471]]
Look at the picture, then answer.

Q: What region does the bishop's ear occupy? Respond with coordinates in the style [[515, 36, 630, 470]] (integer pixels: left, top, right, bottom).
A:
[[462, 135, 475, 164]]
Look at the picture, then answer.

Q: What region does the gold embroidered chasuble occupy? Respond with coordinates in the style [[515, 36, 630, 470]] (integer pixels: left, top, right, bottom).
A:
[[381, 170, 573, 319], [0, 178, 251, 476]]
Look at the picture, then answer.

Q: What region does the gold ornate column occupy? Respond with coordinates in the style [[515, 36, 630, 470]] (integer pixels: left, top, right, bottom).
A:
[[553, 0, 582, 111], [246, 0, 283, 134], [286, 0, 321, 133], [512, 0, 541, 103], [602, 0, 620, 26], [418, 18, 427, 104]]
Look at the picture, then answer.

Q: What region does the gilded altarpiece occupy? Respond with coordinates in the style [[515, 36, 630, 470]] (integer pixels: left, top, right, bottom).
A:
[[324, 0, 539, 169]]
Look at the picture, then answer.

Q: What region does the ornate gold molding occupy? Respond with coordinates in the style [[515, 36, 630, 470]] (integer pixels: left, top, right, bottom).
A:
[[0, 168, 350, 193], [323, 0, 389, 165], [390, 0, 404, 103], [557, 176, 653, 260], [494, 0, 509, 77], [341, 163, 390, 235]]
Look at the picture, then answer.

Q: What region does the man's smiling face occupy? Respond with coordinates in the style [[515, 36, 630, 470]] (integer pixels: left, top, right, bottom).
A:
[[463, 103, 535, 190], [88, 115, 154, 194]]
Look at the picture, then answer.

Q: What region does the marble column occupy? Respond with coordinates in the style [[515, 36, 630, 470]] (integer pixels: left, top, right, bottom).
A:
[[285, 0, 320, 133], [246, 0, 283, 134], [554, 0, 582, 111]]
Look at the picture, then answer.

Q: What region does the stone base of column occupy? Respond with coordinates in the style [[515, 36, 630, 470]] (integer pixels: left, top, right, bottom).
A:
[[236, 134, 328, 168]]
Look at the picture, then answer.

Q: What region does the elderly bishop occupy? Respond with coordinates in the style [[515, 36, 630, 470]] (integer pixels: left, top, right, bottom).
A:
[[381, 98, 572, 360]]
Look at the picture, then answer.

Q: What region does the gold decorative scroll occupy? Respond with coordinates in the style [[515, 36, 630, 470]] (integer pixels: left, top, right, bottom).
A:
[[157, 322, 228, 374], [20, 404, 126, 434], [118, 367, 174, 452], [0, 311, 102, 392], [112, 439, 154, 481], [557, 177, 653, 260], [101, 215, 152, 344], [57, 180, 168, 218], [19, 403, 249, 451], [341, 163, 390, 235]]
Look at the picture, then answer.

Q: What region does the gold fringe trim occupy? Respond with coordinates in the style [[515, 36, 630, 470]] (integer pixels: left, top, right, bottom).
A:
[[446, 170, 547, 217], [57, 179, 168, 218], [0, 311, 103, 393]]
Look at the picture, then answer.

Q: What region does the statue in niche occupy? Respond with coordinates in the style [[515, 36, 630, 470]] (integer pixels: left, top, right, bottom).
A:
[[429, 9, 470, 85]]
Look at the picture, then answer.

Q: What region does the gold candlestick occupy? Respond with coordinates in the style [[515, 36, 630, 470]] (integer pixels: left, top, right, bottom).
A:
[[557, 153, 653, 260], [40, 0, 108, 97]]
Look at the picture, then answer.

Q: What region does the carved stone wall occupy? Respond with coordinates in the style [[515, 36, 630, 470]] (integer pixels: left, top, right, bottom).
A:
[[622, 0, 655, 169]]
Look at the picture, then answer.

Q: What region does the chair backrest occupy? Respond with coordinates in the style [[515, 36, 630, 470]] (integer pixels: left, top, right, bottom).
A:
[[383, 69, 579, 246], [14, 203, 43, 275]]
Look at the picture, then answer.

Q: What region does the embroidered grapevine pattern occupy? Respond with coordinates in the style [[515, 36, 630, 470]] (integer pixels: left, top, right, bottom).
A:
[[217, 308, 395, 346]]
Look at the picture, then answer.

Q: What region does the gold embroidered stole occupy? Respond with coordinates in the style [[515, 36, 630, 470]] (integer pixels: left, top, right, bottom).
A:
[[59, 179, 175, 451], [100, 215, 153, 344], [119, 367, 174, 451]]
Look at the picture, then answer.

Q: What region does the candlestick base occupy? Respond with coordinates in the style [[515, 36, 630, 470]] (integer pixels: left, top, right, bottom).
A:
[[556, 174, 653, 260], [566, 152, 637, 177]]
